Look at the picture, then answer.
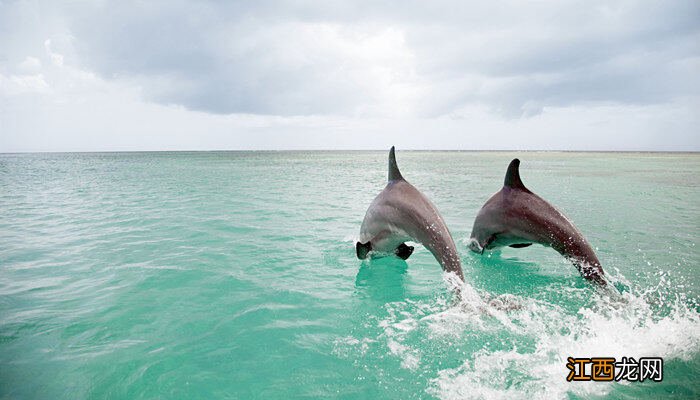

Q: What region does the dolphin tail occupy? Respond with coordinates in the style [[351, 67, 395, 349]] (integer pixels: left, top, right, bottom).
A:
[[552, 240, 606, 286], [388, 146, 404, 181], [504, 158, 529, 191], [356, 241, 372, 259], [572, 259, 607, 286]]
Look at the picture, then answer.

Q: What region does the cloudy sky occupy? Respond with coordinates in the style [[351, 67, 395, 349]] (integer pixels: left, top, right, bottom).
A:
[[1, 0, 698, 151]]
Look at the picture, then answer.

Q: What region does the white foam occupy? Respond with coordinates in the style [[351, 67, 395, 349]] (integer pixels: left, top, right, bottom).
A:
[[426, 278, 700, 399], [364, 270, 700, 399], [387, 338, 421, 370]]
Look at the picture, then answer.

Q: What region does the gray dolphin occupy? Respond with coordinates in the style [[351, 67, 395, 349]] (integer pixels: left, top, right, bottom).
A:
[[356, 147, 464, 282], [468, 159, 606, 285]]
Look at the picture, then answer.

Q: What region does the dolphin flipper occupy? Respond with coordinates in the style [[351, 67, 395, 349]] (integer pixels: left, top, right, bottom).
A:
[[509, 243, 532, 248], [356, 241, 372, 259], [394, 243, 414, 260]]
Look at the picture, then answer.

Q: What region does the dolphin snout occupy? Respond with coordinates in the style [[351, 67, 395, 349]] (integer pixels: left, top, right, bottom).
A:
[[467, 238, 483, 254]]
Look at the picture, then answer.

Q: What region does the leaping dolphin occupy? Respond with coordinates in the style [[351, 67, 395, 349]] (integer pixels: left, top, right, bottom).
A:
[[357, 147, 464, 282], [468, 159, 606, 285]]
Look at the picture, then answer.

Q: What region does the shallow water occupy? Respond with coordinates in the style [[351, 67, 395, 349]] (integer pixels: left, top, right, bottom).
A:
[[1, 151, 698, 399]]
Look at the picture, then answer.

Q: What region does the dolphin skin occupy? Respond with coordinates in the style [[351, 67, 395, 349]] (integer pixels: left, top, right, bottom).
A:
[[468, 159, 606, 285], [357, 147, 464, 282]]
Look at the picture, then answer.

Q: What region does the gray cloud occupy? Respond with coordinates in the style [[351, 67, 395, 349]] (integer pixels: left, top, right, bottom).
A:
[[3, 0, 700, 119]]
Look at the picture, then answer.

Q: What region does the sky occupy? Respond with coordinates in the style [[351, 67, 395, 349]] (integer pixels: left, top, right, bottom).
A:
[[0, 0, 698, 152]]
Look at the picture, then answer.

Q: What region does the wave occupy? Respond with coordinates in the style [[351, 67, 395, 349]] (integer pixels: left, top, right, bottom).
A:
[[338, 269, 700, 399]]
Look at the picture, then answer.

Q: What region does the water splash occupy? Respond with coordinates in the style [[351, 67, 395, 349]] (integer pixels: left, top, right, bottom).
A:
[[352, 270, 700, 399]]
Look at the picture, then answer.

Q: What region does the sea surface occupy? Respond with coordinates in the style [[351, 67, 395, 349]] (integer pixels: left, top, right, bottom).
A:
[[1, 151, 699, 399]]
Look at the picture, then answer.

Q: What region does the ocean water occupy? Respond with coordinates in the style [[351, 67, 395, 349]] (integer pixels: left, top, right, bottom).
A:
[[1, 151, 698, 399]]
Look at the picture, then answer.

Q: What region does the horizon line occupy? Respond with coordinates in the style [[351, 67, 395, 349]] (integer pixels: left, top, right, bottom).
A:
[[2, 149, 699, 155]]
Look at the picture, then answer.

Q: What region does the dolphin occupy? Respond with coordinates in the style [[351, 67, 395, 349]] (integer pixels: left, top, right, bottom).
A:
[[356, 147, 464, 282], [468, 159, 606, 285]]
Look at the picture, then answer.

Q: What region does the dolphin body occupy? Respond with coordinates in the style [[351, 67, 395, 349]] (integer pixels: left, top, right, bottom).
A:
[[356, 147, 464, 282], [468, 159, 606, 285]]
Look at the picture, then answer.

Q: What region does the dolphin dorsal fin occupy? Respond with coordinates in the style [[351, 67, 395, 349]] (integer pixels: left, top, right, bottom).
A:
[[388, 146, 404, 181], [504, 158, 528, 190]]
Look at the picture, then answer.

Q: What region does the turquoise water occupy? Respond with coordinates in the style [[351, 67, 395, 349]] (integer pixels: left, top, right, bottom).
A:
[[1, 151, 698, 399]]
